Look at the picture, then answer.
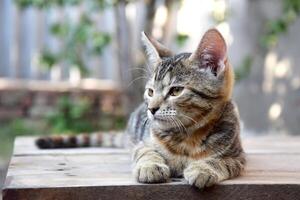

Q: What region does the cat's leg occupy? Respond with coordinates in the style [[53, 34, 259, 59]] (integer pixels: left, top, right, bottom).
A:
[[132, 144, 170, 183], [183, 157, 245, 188]]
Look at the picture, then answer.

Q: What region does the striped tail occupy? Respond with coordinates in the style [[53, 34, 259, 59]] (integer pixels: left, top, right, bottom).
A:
[[35, 131, 125, 149]]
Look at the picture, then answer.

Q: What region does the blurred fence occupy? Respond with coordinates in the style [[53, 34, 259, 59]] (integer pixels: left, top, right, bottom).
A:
[[0, 0, 129, 82], [0, 0, 226, 84], [1, 0, 300, 135], [0, 0, 235, 83]]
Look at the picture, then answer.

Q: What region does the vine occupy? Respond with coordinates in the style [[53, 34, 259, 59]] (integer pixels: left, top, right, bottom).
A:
[[261, 0, 300, 49], [14, 0, 112, 75]]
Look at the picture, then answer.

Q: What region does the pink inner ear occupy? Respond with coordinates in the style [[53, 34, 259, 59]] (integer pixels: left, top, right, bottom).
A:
[[190, 29, 227, 75]]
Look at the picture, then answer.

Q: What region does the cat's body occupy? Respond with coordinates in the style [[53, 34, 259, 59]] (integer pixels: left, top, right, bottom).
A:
[[36, 28, 245, 189], [125, 31, 245, 187], [128, 100, 243, 180]]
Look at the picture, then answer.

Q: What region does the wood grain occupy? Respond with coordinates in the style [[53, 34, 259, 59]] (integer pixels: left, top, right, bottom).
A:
[[4, 184, 300, 200], [3, 136, 300, 200]]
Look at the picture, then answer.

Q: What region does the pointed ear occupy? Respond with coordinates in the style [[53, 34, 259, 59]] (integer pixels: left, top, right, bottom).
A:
[[189, 28, 227, 76], [141, 32, 173, 64]]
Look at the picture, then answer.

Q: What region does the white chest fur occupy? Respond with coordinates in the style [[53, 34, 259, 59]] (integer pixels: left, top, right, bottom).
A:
[[150, 138, 192, 177], [148, 130, 208, 177]]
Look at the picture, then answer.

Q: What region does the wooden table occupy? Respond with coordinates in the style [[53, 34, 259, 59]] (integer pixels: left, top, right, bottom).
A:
[[3, 136, 300, 200]]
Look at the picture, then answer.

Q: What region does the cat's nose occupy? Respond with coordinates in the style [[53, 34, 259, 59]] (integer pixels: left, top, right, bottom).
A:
[[149, 107, 159, 115]]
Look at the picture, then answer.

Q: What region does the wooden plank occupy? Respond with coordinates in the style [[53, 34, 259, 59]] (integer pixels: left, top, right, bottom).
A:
[[4, 153, 300, 188], [3, 136, 300, 200], [13, 135, 300, 156], [3, 184, 300, 200], [242, 135, 300, 154]]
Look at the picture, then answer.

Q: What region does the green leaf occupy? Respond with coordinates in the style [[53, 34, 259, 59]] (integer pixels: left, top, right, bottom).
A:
[[14, 0, 112, 76], [235, 56, 253, 83], [91, 32, 111, 54], [50, 22, 69, 37], [39, 50, 58, 69], [175, 33, 189, 47]]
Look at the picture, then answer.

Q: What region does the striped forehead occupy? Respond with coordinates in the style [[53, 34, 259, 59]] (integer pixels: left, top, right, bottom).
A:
[[149, 72, 171, 90], [154, 53, 190, 81], [154, 58, 173, 81]]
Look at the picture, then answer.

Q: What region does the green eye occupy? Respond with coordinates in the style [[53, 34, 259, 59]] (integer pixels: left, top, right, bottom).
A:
[[169, 87, 184, 96], [147, 88, 154, 97]]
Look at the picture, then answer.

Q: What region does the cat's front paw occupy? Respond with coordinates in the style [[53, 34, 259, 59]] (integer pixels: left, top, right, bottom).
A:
[[134, 162, 170, 183], [183, 164, 218, 189]]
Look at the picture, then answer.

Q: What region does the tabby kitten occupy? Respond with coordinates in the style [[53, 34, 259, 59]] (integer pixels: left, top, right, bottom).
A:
[[35, 28, 245, 189], [127, 28, 245, 188]]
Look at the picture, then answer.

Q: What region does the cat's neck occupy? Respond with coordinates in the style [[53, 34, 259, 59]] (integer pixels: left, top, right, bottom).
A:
[[150, 103, 228, 158], [187, 102, 227, 135]]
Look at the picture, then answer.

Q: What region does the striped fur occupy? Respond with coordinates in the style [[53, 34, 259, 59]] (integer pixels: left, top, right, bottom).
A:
[[35, 28, 245, 189], [127, 29, 245, 188]]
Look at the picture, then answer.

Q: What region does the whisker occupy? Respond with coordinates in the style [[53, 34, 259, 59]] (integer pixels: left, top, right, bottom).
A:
[[167, 116, 176, 130], [170, 116, 180, 133], [127, 76, 148, 88], [168, 102, 183, 133], [172, 116, 185, 134], [180, 114, 198, 124], [175, 117, 188, 134], [129, 67, 149, 74]]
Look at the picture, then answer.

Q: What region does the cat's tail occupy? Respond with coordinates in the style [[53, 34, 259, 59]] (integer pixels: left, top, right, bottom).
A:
[[35, 131, 125, 149]]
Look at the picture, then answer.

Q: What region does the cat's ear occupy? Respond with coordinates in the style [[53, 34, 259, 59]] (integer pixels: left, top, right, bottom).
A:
[[141, 32, 173, 64], [189, 28, 227, 76]]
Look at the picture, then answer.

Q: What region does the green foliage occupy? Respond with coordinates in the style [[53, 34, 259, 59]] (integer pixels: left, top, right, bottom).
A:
[[0, 119, 42, 138], [0, 96, 126, 158], [0, 119, 49, 158], [235, 56, 253, 83], [46, 96, 126, 133], [175, 33, 189, 47], [46, 96, 95, 133], [261, 0, 300, 48], [39, 49, 57, 70], [98, 113, 127, 131], [15, 0, 99, 9], [14, 0, 112, 75]]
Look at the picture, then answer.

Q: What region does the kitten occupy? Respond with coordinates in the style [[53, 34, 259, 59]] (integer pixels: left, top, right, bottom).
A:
[[127, 28, 245, 188], [36, 28, 245, 189]]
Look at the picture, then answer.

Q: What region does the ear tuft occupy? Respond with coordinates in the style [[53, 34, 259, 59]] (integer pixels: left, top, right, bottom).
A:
[[141, 32, 160, 64], [189, 28, 227, 76], [141, 31, 173, 64]]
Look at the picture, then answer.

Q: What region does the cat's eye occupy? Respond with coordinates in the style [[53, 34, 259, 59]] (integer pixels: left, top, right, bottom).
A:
[[169, 86, 184, 96], [147, 88, 154, 97]]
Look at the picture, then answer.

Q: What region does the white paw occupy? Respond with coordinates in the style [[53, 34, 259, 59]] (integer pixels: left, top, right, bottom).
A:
[[134, 162, 170, 183], [184, 165, 218, 188]]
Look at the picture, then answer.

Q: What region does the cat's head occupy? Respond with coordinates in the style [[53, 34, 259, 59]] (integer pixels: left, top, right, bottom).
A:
[[142, 29, 234, 132]]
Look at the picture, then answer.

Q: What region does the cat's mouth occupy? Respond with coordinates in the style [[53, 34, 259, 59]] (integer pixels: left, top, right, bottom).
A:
[[148, 111, 176, 123]]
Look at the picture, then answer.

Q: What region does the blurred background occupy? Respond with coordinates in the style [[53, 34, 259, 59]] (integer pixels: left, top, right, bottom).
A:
[[0, 0, 300, 193]]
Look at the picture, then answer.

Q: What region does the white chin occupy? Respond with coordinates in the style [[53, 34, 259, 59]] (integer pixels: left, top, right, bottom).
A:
[[147, 110, 154, 120]]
